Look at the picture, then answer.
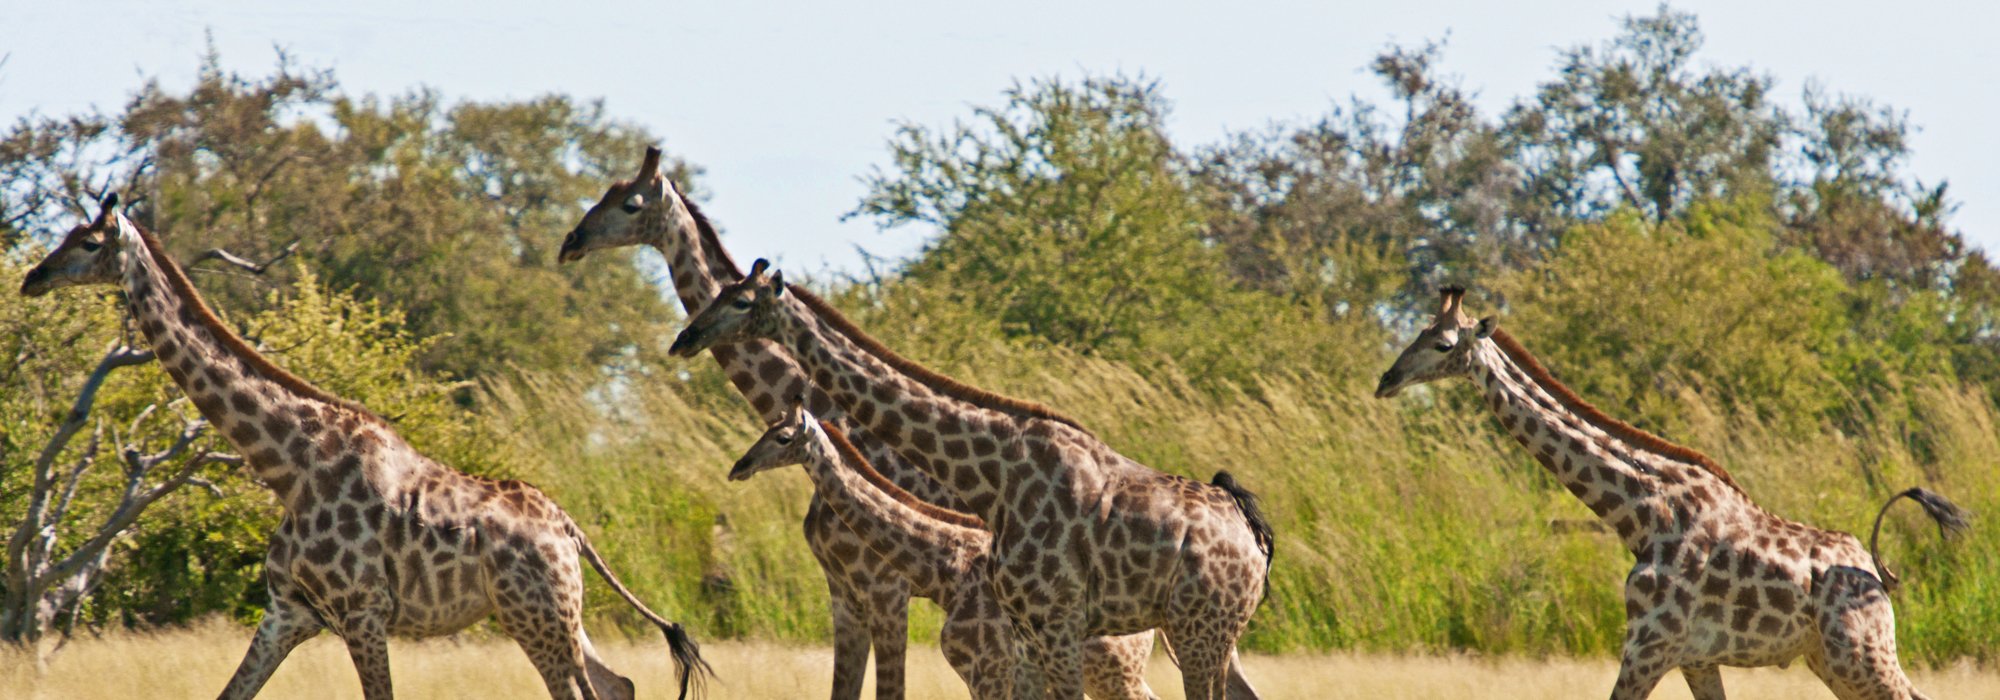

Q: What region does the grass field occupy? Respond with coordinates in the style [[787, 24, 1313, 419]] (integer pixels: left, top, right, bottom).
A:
[[4, 620, 1995, 699]]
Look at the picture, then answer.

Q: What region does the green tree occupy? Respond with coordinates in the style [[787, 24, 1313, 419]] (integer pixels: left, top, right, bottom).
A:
[[852, 76, 1320, 385], [1, 51, 692, 381]]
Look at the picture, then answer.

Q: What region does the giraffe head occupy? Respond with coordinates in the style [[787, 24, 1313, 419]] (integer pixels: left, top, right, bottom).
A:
[[1375, 286, 1497, 398], [558, 146, 676, 263], [20, 194, 129, 297], [730, 398, 827, 481], [668, 258, 785, 357]]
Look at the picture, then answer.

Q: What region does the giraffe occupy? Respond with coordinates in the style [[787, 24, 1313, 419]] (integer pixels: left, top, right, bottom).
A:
[[730, 399, 1172, 700], [558, 146, 961, 700], [669, 259, 1275, 700], [19, 196, 712, 700], [1375, 286, 1969, 700]]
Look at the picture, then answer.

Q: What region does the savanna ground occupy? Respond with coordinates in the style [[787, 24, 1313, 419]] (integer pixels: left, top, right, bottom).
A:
[[4, 619, 1995, 699]]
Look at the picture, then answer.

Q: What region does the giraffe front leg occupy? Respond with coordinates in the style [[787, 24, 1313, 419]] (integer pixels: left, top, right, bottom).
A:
[[1683, 664, 1725, 699], [215, 599, 323, 700], [822, 571, 872, 700], [339, 614, 394, 700], [1015, 613, 1087, 699], [865, 581, 911, 700]]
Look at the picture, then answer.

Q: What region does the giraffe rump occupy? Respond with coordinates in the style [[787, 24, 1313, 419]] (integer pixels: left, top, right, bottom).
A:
[[786, 283, 1097, 437], [1486, 328, 1743, 493], [567, 518, 714, 699], [1867, 486, 1971, 592], [1210, 471, 1274, 604]]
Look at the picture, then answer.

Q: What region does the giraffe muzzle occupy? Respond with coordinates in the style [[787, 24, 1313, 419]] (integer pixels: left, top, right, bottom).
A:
[[668, 327, 706, 358], [19, 267, 50, 297], [556, 230, 586, 264], [1373, 370, 1404, 399]]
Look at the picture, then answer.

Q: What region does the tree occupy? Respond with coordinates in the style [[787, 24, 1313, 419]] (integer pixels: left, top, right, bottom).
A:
[[1504, 6, 1785, 229], [852, 76, 1317, 385], [0, 50, 692, 381]]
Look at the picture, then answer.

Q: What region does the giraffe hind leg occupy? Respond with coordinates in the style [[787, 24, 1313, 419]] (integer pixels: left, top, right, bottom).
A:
[[1682, 663, 1725, 700], [1812, 565, 1926, 700]]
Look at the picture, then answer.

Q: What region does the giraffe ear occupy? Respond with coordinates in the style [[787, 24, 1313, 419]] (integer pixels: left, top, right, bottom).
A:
[[1474, 316, 1498, 339], [747, 258, 770, 278], [769, 270, 786, 297]]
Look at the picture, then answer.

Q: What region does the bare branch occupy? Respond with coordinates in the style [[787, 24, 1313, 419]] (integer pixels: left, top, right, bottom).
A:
[[190, 239, 299, 275]]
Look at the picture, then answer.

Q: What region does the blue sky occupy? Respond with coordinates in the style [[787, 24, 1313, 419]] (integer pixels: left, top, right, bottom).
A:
[[3, 1, 1994, 275]]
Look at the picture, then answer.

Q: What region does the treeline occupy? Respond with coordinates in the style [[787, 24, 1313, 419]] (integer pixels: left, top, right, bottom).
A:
[[3, 9, 1995, 661]]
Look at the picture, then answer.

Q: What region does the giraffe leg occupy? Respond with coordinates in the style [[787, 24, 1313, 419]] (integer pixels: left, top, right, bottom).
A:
[[1222, 646, 1261, 700], [1812, 566, 1924, 700], [579, 629, 635, 700], [1016, 613, 1087, 699], [1162, 623, 1233, 700], [215, 599, 323, 700], [940, 613, 1015, 700], [500, 606, 596, 700], [1082, 632, 1158, 700], [1683, 664, 1725, 700], [865, 581, 911, 700], [820, 560, 871, 700], [338, 615, 394, 700], [1607, 634, 1673, 700]]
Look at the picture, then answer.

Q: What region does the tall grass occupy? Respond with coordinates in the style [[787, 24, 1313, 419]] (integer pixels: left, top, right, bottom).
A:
[[481, 344, 1999, 664]]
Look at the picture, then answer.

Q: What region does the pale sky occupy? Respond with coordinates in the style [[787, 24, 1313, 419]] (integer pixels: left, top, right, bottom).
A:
[[3, 1, 1994, 276]]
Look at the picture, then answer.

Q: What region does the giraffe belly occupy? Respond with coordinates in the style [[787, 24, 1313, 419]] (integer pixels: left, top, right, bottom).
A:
[[384, 544, 494, 637]]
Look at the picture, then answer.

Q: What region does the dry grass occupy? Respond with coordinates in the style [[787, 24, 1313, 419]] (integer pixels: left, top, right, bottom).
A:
[[3, 620, 1995, 699]]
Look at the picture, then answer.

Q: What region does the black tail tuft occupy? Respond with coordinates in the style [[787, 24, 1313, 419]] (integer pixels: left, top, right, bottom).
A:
[[1869, 487, 1971, 593], [663, 620, 713, 700], [1211, 471, 1275, 605]]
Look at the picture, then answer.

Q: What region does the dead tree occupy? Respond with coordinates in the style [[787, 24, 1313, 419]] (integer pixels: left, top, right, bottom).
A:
[[0, 342, 235, 660]]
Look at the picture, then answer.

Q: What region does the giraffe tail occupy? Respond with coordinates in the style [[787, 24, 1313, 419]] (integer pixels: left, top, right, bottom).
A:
[[1211, 471, 1274, 606], [567, 519, 715, 699], [1867, 487, 1970, 593]]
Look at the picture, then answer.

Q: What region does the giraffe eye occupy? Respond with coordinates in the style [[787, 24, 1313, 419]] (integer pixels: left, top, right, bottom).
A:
[[1433, 341, 1453, 353], [78, 241, 102, 253], [775, 432, 794, 445], [731, 297, 752, 310], [621, 194, 645, 214]]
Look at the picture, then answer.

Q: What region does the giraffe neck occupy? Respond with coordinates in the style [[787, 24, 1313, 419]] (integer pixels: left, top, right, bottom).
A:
[[115, 218, 378, 510], [800, 423, 981, 601], [770, 295, 1025, 520], [1466, 336, 1741, 553]]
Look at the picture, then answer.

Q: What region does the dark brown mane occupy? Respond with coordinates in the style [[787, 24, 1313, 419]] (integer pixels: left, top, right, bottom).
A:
[[679, 193, 740, 281], [819, 421, 986, 530], [1488, 328, 1742, 493], [786, 284, 1095, 437], [128, 221, 383, 425]]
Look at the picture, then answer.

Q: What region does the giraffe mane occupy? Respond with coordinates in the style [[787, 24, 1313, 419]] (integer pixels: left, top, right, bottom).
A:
[[819, 420, 986, 530], [1487, 328, 1743, 493], [680, 194, 735, 280], [128, 221, 385, 425], [671, 181, 1094, 436], [787, 285, 1096, 438]]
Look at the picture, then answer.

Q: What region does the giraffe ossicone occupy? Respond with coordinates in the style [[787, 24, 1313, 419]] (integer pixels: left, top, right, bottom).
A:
[[21, 196, 712, 700], [1378, 285, 1970, 700]]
